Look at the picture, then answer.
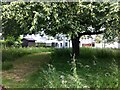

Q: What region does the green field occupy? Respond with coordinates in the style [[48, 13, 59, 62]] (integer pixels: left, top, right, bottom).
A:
[[1, 47, 119, 88]]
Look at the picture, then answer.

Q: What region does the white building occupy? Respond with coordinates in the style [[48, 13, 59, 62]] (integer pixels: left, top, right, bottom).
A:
[[22, 34, 120, 49], [118, 43, 120, 48], [80, 38, 95, 47], [23, 34, 71, 48]]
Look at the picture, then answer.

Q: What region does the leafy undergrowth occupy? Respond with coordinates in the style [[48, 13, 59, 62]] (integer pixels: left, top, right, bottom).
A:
[[2, 47, 119, 88]]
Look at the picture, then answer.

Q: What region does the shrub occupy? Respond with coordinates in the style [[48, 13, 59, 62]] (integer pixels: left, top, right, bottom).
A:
[[0, 40, 6, 48], [5, 36, 15, 47]]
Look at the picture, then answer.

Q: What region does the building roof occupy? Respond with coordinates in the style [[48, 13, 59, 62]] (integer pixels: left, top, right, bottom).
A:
[[46, 39, 58, 43], [22, 38, 36, 41]]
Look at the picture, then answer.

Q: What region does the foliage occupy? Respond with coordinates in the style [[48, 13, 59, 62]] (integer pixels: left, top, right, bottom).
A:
[[2, 1, 119, 57], [2, 1, 119, 39], [0, 40, 6, 47], [103, 2, 120, 42], [5, 36, 16, 47], [95, 35, 103, 43], [2, 2, 49, 39]]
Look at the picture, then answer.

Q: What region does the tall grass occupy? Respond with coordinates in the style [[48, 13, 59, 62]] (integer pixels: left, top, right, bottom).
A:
[[80, 47, 119, 59], [25, 64, 87, 88], [24, 47, 119, 88], [2, 47, 53, 62], [2, 47, 53, 70], [51, 47, 119, 59], [2, 47, 119, 88]]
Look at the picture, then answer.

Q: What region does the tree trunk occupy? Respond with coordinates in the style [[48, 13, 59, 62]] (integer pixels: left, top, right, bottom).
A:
[[118, 33, 120, 49], [71, 36, 80, 58]]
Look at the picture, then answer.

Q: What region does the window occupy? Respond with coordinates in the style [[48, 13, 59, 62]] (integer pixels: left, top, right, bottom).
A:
[[60, 43, 62, 47], [65, 42, 67, 46], [56, 43, 58, 46]]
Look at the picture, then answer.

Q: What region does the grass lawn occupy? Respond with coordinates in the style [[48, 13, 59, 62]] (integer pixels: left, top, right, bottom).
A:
[[1, 47, 119, 88]]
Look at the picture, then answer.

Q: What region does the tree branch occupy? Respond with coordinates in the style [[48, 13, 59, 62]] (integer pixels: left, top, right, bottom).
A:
[[78, 30, 104, 37]]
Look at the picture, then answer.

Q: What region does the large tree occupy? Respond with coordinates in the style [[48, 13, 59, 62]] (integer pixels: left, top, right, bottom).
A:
[[44, 2, 119, 57], [2, 1, 119, 57]]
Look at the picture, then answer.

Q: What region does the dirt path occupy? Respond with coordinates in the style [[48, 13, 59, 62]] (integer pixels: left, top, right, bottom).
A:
[[2, 52, 51, 82]]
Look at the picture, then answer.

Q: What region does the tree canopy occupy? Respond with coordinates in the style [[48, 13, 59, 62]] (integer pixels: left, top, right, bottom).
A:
[[2, 1, 119, 38], [2, 1, 120, 57]]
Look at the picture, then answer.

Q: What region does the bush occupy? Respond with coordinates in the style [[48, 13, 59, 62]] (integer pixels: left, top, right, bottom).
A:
[[4, 36, 22, 47], [0, 40, 6, 48], [5, 36, 15, 47]]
